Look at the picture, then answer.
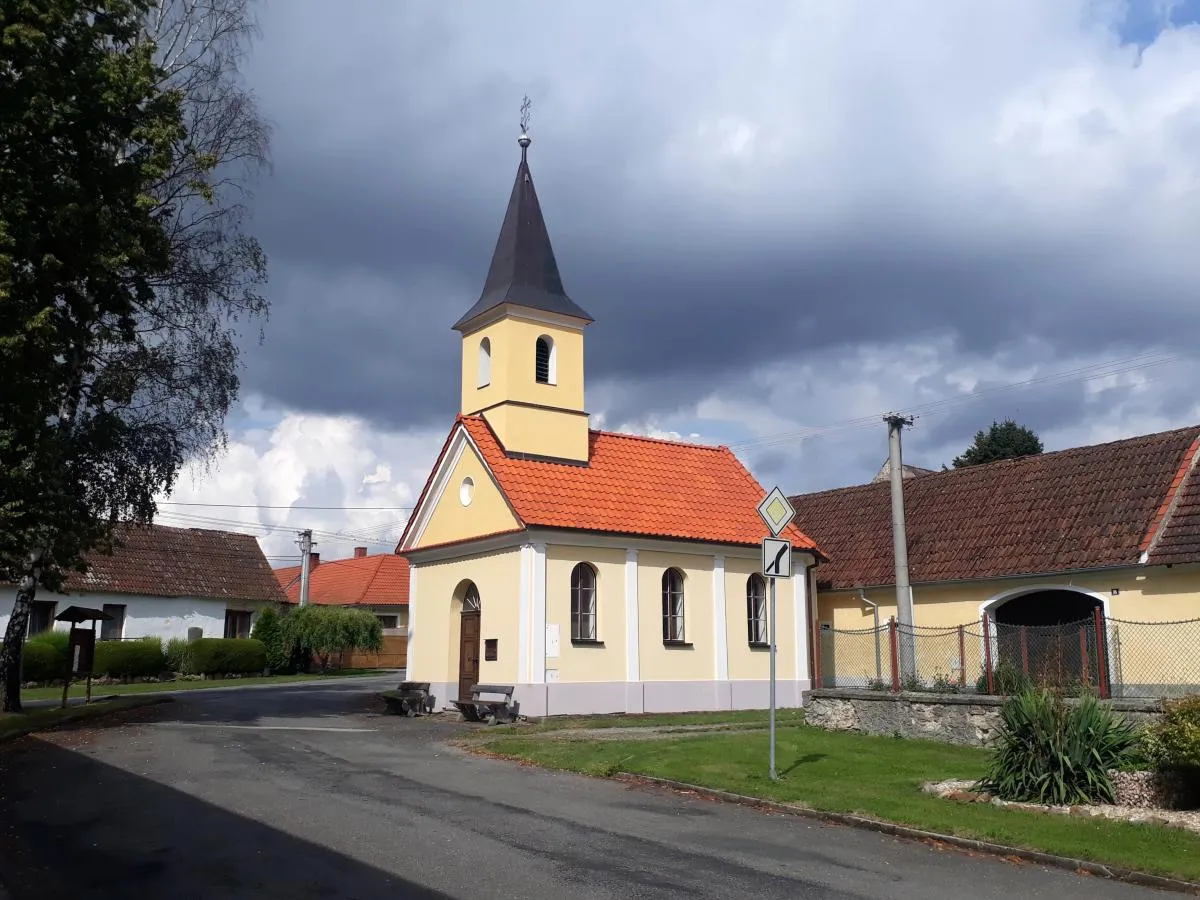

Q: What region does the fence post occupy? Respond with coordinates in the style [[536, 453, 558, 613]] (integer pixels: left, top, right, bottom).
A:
[[888, 616, 901, 693], [1079, 626, 1090, 685], [957, 625, 966, 687], [812, 615, 822, 690], [983, 612, 994, 694], [1093, 607, 1110, 700]]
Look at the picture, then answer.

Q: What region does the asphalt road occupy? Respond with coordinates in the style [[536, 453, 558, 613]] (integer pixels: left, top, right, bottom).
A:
[[0, 679, 1169, 899]]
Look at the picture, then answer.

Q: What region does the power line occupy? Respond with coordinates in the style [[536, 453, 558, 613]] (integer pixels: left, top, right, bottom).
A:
[[728, 351, 1178, 452], [157, 501, 414, 511]]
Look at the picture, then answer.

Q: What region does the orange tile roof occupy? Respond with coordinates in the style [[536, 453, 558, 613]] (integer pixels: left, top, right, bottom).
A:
[[437, 415, 819, 551], [274, 554, 409, 607]]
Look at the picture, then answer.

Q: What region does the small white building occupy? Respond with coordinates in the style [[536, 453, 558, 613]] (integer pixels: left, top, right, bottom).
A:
[[0, 524, 287, 642]]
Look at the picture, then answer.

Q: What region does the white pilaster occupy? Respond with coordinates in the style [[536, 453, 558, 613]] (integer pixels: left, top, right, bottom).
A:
[[406, 564, 418, 643], [624, 549, 640, 682], [712, 555, 728, 682], [794, 558, 811, 683], [531, 541, 547, 684], [518, 543, 532, 683]]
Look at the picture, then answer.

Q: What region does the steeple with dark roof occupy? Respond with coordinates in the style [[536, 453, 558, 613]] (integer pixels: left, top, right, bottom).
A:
[[453, 132, 593, 332]]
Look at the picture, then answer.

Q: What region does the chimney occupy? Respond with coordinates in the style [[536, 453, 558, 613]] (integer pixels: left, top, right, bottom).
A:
[[310, 552, 320, 568], [354, 546, 368, 558]]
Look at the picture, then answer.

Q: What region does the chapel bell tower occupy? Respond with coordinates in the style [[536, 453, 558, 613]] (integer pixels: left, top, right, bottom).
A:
[[453, 119, 593, 463]]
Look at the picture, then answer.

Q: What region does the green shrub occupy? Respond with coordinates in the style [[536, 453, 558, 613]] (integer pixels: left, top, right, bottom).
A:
[[1147, 695, 1200, 773], [94, 637, 167, 679], [250, 606, 290, 673], [279, 605, 382, 671], [977, 688, 1139, 805], [21, 640, 65, 683], [188, 638, 266, 676], [28, 629, 70, 656], [165, 637, 192, 674], [976, 660, 1033, 695]]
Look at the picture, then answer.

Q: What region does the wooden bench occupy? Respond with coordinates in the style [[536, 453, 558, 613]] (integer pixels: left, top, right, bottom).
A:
[[450, 683, 520, 725], [379, 681, 436, 717]]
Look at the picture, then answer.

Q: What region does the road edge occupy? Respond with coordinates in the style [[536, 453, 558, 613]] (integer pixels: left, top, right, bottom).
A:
[[0, 695, 172, 746], [615, 773, 1200, 897]]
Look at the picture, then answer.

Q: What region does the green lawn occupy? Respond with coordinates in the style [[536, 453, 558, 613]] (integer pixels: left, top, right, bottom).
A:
[[481, 723, 1200, 883], [495, 708, 807, 734], [20, 669, 390, 703], [0, 696, 166, 742]]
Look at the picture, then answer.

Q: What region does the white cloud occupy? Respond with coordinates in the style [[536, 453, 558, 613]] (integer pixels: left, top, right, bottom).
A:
[[158, 397, 445, 563]]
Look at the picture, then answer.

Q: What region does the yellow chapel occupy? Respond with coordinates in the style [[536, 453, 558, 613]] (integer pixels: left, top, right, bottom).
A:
[[397, 127, 824, 717]]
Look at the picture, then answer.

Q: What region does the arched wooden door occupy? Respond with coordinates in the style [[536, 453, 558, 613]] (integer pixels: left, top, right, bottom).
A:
[[458, 584, 481, 701]]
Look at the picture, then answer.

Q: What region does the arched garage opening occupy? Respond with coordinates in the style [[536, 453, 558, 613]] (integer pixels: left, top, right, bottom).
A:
[[984, 588, 1109, 695]]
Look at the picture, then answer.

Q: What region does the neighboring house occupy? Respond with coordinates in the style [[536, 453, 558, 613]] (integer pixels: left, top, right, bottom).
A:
[[790, 425, 1200, 696], [0, 523, 287, 642], [274, 548, 410, 669], [397, 131, 822, 717]]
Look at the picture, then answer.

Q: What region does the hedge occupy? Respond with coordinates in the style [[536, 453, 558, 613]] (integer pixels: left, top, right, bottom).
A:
[[22, 641, 65, 682], [188, 638, 266, 676], [94, 637, 168, 679]]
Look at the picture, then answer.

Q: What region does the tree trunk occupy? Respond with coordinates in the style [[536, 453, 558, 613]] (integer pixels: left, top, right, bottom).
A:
[[0, 550, 46, 713]]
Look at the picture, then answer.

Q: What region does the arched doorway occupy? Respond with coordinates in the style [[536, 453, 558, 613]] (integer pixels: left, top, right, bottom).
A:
[[984, 588, 1109, 694], [457, 583, 481, 702]]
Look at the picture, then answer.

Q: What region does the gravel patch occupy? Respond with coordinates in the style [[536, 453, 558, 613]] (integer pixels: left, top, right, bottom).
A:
[[923, 777, 1200, 834]]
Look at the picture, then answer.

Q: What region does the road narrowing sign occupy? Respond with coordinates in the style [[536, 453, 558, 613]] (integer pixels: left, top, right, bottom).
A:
[[761, 537, 792, 579]]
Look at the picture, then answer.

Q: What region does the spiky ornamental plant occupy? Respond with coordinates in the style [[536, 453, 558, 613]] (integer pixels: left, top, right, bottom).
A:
[[977, 688, 1139, 806]]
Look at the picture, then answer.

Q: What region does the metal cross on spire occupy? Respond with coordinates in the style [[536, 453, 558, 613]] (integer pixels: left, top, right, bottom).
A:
[[518, 96, 532, 158]]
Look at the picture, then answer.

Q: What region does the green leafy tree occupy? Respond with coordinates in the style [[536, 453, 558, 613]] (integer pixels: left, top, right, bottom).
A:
[[952, 419, 1044, 469], [250, 605, 289, 673], [0, 0, 269, 712], [280, 607, 384, 672]]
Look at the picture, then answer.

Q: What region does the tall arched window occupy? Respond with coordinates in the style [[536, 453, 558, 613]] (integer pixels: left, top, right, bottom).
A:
[[477, 337, 491, 388], [535, 335, 555, 384], [570, 563, 597, 641], [662, 568, 685, 643], [746, 574, 767, 645]]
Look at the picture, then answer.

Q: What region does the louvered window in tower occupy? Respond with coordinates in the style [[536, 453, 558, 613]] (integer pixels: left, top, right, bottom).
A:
[[535, 335, 555, 384]]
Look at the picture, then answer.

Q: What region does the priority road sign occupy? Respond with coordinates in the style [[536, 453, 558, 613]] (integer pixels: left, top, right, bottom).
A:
[[757, 487, 796, 537], [762, 537, 792, 579]]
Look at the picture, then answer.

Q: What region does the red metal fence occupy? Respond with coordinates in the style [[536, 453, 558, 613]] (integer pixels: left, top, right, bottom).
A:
[[817, 612, 1200, 699]]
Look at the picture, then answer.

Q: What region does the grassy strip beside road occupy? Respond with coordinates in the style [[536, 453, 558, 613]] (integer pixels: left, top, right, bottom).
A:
[[497, 708, 808, 734], [20, 669, 391, 703], [481, 723, 1200, 883], [0, 696, 168, 743]]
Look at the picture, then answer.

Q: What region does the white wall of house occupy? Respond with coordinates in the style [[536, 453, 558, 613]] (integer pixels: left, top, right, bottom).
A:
[[0, 588, 253, 641]]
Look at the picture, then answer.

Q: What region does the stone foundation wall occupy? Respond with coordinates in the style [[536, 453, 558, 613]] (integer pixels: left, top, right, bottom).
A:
[[805, 689, 1162, 747]]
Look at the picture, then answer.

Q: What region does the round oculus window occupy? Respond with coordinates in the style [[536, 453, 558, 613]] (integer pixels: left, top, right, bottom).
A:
[[459, 476, 475, 507]]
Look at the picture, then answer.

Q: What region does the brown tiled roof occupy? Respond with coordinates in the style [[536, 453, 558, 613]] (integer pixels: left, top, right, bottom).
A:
[[66, 524, 286, 602], [274, 554, 409, 607], [790, 425, 1200, 590]]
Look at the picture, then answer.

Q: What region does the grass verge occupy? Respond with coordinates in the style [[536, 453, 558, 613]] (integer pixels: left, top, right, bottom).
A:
[[480, 723, 1200, 883], [0, 695, 168, 743], [493, 708, 807, 734], [20, 669, 391, 703]]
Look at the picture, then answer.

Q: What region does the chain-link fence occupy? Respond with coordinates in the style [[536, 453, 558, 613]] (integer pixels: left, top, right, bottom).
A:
[[816, 613, 1200, 699]]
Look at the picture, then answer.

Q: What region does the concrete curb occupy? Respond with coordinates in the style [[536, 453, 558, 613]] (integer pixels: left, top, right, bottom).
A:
[[616, 773, 1200, 896]]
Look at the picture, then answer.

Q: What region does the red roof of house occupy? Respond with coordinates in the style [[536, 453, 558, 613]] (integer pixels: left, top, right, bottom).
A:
[[67, 524, 286, 602], [274, 554, 410, 607], [403, 415, 820, 552], [790, 425, 1200, 590]]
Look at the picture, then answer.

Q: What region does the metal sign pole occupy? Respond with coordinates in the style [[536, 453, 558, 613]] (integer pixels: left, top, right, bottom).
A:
[[769, 573, 777, 781]]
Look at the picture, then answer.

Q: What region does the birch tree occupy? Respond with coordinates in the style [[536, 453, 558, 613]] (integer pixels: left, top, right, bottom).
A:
[[0, 0, 270, 712]]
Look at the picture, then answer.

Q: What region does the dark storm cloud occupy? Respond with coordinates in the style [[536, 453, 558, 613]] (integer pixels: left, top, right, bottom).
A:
[[232, 1, 1200, 441]]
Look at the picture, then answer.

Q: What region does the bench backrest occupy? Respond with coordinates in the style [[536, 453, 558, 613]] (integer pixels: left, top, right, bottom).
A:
[[470, 683, 515, 700], [398, 681, 431, 692]]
